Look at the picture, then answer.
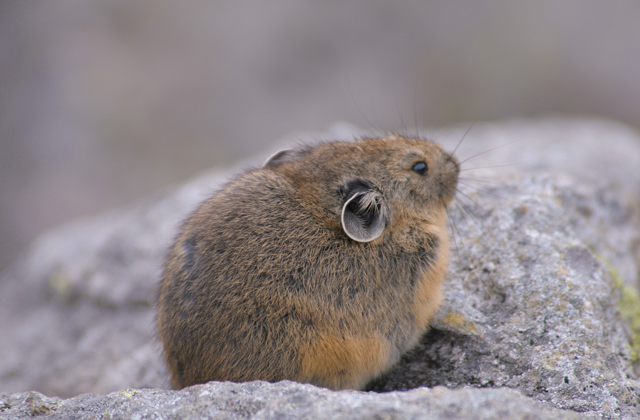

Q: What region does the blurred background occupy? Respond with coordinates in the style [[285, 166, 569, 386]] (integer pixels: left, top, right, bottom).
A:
[[1, 0, 639, 273]]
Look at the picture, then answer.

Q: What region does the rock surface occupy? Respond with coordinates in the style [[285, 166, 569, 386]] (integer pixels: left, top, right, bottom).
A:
[[0, 381, 585, 420], [1, 118, 639, 418]]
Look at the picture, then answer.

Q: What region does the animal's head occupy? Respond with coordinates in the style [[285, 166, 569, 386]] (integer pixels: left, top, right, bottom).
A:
[[264, 134, 459, 242]]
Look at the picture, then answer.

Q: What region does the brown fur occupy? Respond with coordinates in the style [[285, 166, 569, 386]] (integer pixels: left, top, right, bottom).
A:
[[156, 134, 459, 390]]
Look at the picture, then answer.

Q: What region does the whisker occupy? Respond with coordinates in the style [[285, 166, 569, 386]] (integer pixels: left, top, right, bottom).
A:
[[345, 75, 378, 133], [457, 182, 518, 204], [457, 199, 486, 234], [449, 205, 468, 259], [453, 195, 483, 231], [458, 177, 509, 186], [393, 94, 407, 137], [454, 187, 488, 213], [370, 105, 387, 135], [457, 161, 531, 172], [451, 121, 475, 156], [412, 77, 419, 140], [457, 139, 523, 166], [445, 205, 462, 262], [452, 202, 478, 266]]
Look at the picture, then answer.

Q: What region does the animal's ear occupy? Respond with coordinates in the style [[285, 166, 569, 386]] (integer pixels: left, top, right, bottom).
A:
[[263, 148, 294, 168], [341, 182, 388, 243]]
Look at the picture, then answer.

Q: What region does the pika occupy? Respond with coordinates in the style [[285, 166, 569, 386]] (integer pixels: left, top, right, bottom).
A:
[[156, 134, 459, 390]]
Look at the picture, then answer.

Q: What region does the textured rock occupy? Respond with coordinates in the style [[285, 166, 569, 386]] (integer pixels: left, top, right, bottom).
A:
[[0, 118, 639, 418], [367, 172, 640, 417], [0, 380, 586, 420]]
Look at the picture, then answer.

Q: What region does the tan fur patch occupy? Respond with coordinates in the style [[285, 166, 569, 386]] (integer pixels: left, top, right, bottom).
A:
[[413, 210, 449, 331], [297, 332, 391, 390]]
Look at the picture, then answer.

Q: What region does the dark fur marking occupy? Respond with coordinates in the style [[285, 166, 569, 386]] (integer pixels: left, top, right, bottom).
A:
[[182, 236, 197, 274], [416, 235, 439, 266], [342, 179, 374, 204], [284, 271, 305, 294]]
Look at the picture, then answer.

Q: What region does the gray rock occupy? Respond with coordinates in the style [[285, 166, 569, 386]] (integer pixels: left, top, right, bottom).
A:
[[0, 380, 586, 420], [367, 171, 640, 418], [0, 118, 639, 418]]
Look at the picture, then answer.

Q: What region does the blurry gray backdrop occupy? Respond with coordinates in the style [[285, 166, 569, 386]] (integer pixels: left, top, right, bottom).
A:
[[1, 0, 640, 272]]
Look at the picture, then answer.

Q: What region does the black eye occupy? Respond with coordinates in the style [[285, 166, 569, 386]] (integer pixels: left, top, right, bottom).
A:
[[412, 161, 428, 176]]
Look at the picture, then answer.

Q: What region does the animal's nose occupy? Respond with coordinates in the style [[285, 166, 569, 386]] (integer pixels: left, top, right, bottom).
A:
[[444, 153, 460, 177]]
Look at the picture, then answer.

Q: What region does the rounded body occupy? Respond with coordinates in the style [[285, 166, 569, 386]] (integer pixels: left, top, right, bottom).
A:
[[157, 135, 458, 389]]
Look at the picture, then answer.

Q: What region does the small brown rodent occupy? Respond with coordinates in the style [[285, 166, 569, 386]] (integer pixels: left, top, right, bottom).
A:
[[156, 134, 459, 390]]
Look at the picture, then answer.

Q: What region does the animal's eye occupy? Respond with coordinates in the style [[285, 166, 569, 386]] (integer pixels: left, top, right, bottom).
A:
[[412, 161, 428, 176]]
